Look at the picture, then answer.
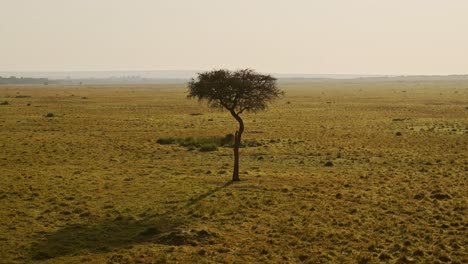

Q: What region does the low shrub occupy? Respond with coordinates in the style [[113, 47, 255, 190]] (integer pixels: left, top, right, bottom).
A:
[[156, 134, 261, 151], [156, 137, 177, 145], [221, 133, 235, 146], [178, 137, 197, 147], [156, 134, 237, 151], [178, 136, 230, 148]]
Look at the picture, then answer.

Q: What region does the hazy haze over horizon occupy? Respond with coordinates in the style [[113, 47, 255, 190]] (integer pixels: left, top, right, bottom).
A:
[[1, 0, 467, 75]]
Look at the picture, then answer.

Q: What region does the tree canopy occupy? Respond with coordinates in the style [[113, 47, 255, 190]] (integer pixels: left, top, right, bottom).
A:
[[187, 69, 283, 115]]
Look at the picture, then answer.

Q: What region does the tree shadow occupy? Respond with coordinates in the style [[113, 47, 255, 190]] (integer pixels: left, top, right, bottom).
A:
[[185, 180, 233, 207], [29, 180, 234, 261], [29, 215, 181, 261]]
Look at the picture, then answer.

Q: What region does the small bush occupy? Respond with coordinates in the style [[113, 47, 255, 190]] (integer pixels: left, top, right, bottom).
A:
[[199, 143, 218, 152], [179, 137, 197, 147], [179, 136, 225, 148], [221, 133, 235, 146], [156, 137, 177, 145], [45, 113, 55, 118], [0, 101, 9, 105]]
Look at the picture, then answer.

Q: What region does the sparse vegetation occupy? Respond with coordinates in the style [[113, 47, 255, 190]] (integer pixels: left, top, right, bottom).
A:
[[157, 134, 235, 151], [198, 143, 218, 152], [0, 81, 466, 263], [156, 137, 177, 145]]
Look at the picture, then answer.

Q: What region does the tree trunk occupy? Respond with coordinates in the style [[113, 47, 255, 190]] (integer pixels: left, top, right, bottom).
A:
[[230, 111, 244, 181]]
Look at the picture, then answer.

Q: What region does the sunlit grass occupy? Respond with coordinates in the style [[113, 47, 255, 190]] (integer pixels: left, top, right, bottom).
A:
[[0, 82, 466, 263]]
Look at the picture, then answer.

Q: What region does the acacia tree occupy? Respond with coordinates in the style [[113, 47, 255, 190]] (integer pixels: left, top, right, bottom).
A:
[[188, 69, 284, 181]]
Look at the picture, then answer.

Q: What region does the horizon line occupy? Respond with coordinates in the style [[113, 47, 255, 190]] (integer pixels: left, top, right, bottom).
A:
[[1, 70, 467, 76]]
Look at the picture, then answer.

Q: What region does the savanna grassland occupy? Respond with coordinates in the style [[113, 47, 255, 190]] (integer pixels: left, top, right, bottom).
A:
[[0, 80, 467, 264]]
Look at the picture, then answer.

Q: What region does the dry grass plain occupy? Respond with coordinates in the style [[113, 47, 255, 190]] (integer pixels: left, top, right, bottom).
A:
[[0, 81, 467, 263]]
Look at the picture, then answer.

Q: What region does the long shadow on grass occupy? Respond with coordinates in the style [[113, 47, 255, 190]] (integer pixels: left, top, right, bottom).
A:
[[185, 180, 233, 207], [29, 181, 233, 261], [29, 215, 182, 261]]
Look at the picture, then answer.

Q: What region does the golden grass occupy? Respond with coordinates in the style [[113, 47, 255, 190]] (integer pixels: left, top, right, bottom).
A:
[[0, 81, 466, 263]]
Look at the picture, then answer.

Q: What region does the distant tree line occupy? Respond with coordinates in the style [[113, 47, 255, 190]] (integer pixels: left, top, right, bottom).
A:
[[0, 76, 53, 85], [0, 76, 189, 85]]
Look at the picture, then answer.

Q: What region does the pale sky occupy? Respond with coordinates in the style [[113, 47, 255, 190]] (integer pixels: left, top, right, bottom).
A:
[[1, 0, 467, 75]]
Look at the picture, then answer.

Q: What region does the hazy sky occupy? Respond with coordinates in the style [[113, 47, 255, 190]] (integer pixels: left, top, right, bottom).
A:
[[1, 0, 467, 74]]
